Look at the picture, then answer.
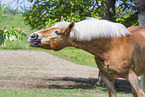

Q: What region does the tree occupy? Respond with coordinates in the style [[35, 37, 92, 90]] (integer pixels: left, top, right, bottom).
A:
[[102, 0, 116, 22], [134, 0, 145, 28], [24, 0, 102, 29], [24, 0, 138, 29]]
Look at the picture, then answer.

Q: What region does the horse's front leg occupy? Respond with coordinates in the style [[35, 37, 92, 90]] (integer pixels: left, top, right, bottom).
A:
[[127, 70, 145, 97], [100, 72, 117, 97]]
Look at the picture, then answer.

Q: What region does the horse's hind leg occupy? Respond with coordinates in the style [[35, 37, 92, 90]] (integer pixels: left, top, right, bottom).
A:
[[100, 72, 116, 97], [132, 86, 138, 97], [127, 70, 145, 97]]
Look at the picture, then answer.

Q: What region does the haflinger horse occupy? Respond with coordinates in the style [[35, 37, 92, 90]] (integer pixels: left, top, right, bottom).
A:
[[28, 16, 145, 97]]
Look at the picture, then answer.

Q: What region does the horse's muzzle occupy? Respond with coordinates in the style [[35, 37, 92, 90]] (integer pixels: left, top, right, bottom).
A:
[[28, 33, 42, 47]]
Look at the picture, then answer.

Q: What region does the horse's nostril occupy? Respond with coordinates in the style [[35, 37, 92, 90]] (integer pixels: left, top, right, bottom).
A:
[[31, 33, 38, 40]]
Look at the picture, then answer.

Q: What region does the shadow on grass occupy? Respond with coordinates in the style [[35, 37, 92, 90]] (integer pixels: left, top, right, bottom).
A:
[[36, 77, 97, 89], [115, 79, 132, 93], [35, 77, 131, 93]]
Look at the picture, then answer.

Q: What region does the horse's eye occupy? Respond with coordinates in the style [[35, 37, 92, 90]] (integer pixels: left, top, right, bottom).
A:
[[55, 31, 61, 35]]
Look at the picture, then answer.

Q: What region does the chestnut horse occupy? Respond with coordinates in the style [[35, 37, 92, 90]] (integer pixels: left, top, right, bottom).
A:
[[28, 16, 145, 97]]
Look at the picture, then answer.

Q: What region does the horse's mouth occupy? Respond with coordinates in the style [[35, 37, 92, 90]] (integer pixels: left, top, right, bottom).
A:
[[28, 38, 52, 49], [29, 41, 41, 47]]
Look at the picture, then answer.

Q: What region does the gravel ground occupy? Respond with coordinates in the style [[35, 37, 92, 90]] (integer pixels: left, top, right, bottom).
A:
[[0, 50, 99, 89]]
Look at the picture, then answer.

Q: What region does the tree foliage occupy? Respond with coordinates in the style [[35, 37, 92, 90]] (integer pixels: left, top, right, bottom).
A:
[[23, 0, 104, 29], [23, 0, 137, 29]]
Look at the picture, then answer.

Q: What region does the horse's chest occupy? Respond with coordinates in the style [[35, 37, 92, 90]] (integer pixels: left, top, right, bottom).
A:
[[96, 58, 130, 78], [97, 63, 119, 79]]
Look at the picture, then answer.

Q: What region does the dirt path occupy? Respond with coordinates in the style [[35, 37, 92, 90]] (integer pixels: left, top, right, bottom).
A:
[[0, 50, 99, 89]]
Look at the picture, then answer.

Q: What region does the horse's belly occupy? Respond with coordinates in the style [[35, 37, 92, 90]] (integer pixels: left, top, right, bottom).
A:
[[135, 61, 145, 76], [134, 51, 145, 76]]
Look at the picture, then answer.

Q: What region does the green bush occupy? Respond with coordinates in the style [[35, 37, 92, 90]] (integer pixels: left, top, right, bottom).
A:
[[0, 27, 28, 47]]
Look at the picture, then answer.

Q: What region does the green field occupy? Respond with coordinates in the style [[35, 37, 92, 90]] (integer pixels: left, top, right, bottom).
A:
[[0, 88, 133, 97], [0, 15, 132, 97]]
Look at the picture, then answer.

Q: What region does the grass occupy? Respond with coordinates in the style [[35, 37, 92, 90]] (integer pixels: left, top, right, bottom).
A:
[[39, 47, 97, 67], [0, 38, 30, 50], [0, 15, 33, 33], [0, 88, 132, 97]]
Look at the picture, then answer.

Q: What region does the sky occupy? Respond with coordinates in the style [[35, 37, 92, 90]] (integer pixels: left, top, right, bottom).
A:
[[1, 0, 33, 11]]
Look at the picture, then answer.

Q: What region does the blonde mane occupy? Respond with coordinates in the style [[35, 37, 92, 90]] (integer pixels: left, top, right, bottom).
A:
[[54, 18, 130, 41]]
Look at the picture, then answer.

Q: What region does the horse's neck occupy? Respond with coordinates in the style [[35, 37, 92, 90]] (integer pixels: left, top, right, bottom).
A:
[[69, 38, 112, 57]]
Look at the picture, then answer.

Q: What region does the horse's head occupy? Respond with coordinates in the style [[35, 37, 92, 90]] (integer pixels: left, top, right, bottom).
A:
[[28, 16, 75, 51]]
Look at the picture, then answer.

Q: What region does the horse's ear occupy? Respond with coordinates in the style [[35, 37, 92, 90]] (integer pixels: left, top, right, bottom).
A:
[[60, 16, 64, 21], [64, 22, 75, 37]]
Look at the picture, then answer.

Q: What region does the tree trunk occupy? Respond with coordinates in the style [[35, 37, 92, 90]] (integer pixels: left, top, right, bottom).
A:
[[134, 0, 145, 28], [102, 0, 116, 22], [134, 0, 145, 92]]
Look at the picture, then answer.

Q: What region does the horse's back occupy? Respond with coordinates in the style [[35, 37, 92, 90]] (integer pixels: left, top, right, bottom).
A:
[[127, 26, 143, 33]]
